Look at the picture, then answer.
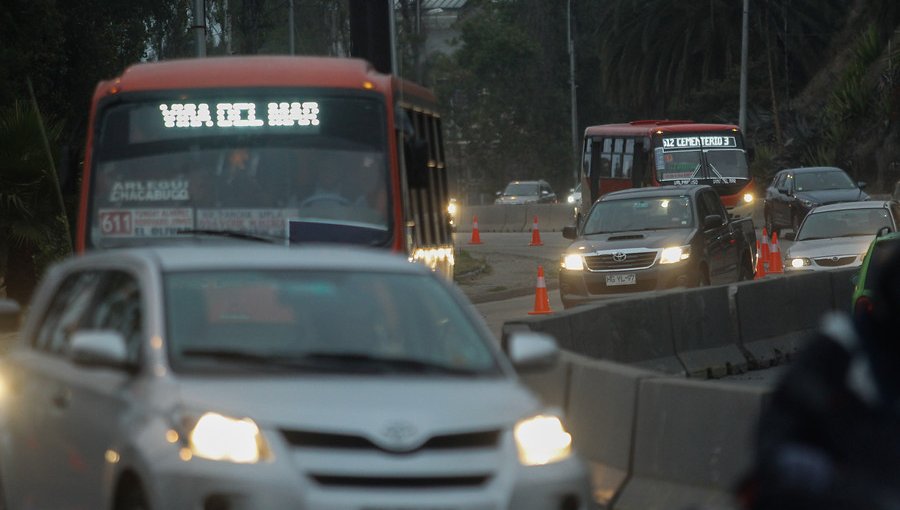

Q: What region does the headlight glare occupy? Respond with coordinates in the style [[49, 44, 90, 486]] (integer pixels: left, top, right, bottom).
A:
[[188, 412, 267, 464], [659, 246, 690, 264], [562, 254, 584, 271], [742, 193, 754, 204], [514, 414, 572, 466], [447, 202, 458, 216], [789, 257, 811, 268]]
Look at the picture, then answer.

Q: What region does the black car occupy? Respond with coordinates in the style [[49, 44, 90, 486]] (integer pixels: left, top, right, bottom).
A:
[[763, 166, 869, 235], [494, 180, 557, 205], [559, 185, 756, 308]]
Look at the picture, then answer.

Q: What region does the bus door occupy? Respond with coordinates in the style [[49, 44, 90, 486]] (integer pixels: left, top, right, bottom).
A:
[[583, 136, 645, 205]]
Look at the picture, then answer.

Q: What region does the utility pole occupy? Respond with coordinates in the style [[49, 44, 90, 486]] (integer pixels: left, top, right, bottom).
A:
[[193, 0, 206, 57], [739, 0, 749, 132], [288, 0, 295, 55], [568, 0, 579, 186]]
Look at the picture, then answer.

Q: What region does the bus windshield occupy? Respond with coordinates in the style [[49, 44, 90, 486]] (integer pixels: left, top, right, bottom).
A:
[[656, 134, 749, 184], [88, 91, 390, 249]]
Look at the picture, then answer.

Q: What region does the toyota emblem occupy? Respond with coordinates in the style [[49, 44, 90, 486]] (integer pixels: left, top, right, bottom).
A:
[[376, 421, 422, 452], [613, 252, 627, 262]]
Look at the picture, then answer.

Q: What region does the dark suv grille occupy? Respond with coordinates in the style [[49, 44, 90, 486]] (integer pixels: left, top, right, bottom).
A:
[[584, 251, 657, 271]]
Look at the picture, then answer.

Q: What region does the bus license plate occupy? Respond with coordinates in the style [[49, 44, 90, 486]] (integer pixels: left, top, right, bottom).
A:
[[606, 274, 636, 286]]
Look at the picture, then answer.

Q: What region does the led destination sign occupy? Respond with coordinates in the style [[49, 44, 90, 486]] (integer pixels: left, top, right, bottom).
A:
[[159, 101, 320, 129], [661, 136, 737, 150]]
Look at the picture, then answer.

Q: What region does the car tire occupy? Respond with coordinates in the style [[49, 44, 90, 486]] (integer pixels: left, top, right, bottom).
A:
[[116, 482, 150, 510], [791, 212, 802, 233], [739, 253, 755, 281], [764, 209, 779, 236], [692, 264, 711, 287]]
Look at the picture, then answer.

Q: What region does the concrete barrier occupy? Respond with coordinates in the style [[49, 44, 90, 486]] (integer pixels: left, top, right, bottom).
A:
[[667, 286, 746, 378], [456, 204, 577, 232], [517, 350, 576, 412], [612, 377, 770, 510], [734, 271, 832, 368], [564, 354, 660, 509], [566, 297, 686, 376]]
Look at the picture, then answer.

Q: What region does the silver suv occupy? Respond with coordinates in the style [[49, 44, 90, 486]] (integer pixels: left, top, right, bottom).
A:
[[0, 245, 592, 510]]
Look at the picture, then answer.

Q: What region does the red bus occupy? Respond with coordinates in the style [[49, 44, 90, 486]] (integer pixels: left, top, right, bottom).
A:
[[77, 56, 453, 278], [578, 120, 755, 220]]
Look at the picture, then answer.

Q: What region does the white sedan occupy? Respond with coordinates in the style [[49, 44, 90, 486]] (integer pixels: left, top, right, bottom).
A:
[[0, 245, 592, 510], [783, 200, 900, 271]]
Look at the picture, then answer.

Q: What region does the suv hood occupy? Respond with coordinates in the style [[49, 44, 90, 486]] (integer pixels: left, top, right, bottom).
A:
[[572, 228, 693, 252], [176, 376, 541, 437], [795, 188, 868, 205]]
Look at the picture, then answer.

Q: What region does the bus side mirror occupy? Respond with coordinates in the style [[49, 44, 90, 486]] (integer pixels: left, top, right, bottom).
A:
[[858, 181, 867, 189]]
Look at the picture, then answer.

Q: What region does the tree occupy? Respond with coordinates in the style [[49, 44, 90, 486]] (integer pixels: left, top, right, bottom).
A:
[[0, 102, 67, 302]]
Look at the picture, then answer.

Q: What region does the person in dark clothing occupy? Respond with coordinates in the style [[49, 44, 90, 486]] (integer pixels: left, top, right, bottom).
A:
[[738, 243, 900, 510]]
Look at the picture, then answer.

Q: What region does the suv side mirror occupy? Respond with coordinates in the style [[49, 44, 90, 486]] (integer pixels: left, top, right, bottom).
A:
[[562, 225, 577, 239], [703, 214, 723, 230], [506, 331, 559, 371], [69, 330, 137, 372], [783, 231, 796, 241], [495, 191, 502, 196]]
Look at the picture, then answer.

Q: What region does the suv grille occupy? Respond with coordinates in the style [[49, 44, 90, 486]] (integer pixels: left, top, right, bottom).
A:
[[584, 251, 657, 271], [282, 429, 500, 453], [310, 474, 491, 488]]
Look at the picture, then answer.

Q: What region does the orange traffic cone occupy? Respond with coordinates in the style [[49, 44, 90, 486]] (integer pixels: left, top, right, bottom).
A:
[[528, 265, 553, 315], [754, 239, 767, 279], [769, 232, 784, 274], [469, 215, 482, 245], [529, 215, 543, 246]]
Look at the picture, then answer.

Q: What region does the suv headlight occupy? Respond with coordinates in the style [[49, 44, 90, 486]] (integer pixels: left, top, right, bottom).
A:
[[181, 412, 270, 464], [659, 246, 691, 264], [561, 254, 584, 271], [514, 414, 572, 466]]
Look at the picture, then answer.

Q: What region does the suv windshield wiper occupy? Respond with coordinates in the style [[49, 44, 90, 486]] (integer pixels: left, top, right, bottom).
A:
[[298, 352, 486, 376], [180, 349, 487, 376], [176, 228, 283, 244]]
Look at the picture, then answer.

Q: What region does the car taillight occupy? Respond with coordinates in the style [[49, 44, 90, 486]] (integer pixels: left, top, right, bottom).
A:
[[854, 295, 874, 319]]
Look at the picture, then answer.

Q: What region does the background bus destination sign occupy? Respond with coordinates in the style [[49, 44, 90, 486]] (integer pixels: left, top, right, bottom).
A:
[[661, 135, 737, 149], [159, 101, 320, 129]]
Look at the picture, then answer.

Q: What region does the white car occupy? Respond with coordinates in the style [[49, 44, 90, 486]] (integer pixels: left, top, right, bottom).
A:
[[784, 200, 900, 271], [0, 245, 593, 510]]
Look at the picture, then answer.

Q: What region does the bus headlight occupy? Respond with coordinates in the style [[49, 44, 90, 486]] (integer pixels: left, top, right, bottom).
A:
[[514, 414, 572, 466], [742, 193, 754, 204], [562, 254, 584, 271], [660, 246, 690, 264], [187, 412, 269, 464]]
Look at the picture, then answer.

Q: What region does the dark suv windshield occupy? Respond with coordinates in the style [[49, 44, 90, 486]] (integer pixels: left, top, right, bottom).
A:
[[503, 183, 540, 196], [584, 195, 694, 234]]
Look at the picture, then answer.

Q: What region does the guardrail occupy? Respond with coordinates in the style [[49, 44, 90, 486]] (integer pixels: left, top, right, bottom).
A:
[[507, 268, 856, 509]]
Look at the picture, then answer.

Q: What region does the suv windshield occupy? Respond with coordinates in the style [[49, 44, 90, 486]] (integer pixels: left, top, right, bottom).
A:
[[164, 270, 500, 376], [583, 195, 694, 234], [89, 91, 390, 249], [503, 183, 540, 196]]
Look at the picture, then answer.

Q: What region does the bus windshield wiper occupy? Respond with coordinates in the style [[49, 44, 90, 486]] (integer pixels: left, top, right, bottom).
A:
[[176, 228, 283, 244]]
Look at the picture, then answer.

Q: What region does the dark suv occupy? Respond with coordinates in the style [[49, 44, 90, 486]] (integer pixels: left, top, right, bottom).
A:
[[559, 185, 756, 308]]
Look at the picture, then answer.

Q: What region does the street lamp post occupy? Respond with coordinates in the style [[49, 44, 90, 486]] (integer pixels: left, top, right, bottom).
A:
[[568, 0, 579, 188]]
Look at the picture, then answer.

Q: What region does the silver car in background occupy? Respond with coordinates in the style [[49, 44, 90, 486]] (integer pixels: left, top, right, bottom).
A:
[[0, 246, 592, 510], [783, 200, 900, 271]]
